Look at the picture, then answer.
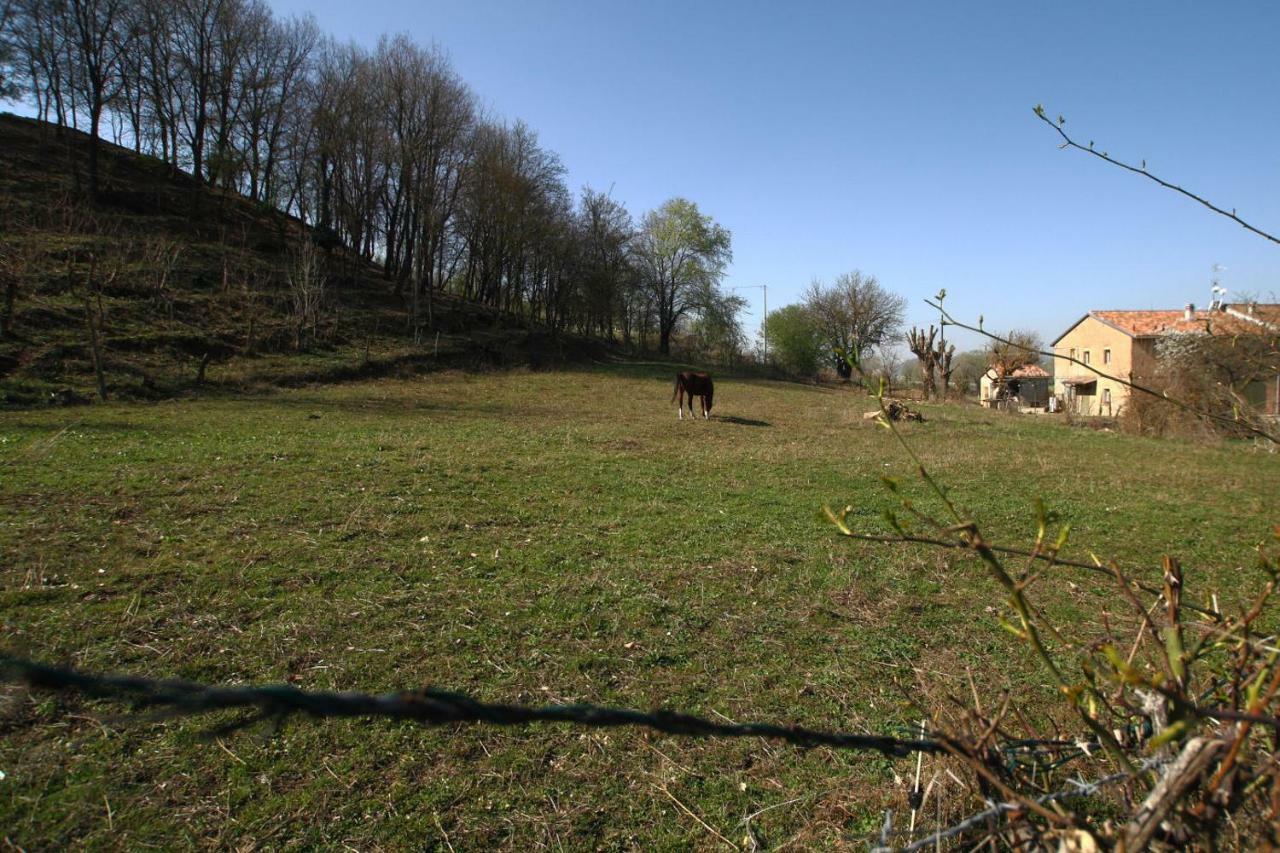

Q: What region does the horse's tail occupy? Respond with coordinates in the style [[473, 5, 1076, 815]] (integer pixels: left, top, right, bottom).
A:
[[671, 374, 681, 402]]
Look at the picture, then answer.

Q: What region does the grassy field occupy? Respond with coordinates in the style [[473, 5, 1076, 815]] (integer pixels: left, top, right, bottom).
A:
[[2, 365, 1278, 849]]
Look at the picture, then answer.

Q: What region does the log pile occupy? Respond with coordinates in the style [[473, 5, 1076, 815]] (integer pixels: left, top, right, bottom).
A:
[[862, 400, 925, 422]]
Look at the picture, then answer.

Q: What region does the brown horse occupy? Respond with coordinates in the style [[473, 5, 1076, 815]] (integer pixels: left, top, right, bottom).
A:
[[672, 371, 714, 420]]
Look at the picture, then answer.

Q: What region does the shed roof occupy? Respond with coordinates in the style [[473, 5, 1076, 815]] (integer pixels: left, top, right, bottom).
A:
[[1009, 364, 1050, 378]]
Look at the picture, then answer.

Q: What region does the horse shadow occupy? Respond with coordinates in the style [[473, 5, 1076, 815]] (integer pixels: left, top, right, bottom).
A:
[[715, 415, 771, 427]]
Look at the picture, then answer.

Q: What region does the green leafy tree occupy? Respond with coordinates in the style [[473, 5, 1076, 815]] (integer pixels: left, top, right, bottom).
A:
[[949, 349, 991, 395], [763, 303, 823, 377], [686, 289, 747, 363], [633, 197, 732, 355]]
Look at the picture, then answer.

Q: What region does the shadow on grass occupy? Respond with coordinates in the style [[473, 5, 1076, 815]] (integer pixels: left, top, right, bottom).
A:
[[715, 415, 771, 427]]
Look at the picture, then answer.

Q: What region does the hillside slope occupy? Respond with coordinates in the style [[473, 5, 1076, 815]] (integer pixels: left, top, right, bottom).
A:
[[0, 114, 609, 406]]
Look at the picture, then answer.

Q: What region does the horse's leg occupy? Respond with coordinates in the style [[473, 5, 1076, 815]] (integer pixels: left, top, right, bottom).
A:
[[676, 384, 684, 419], [702, 396, 709, 419]]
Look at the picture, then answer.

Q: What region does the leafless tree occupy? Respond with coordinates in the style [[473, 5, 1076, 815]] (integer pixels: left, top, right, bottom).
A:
[[287, 237, 325, 349], [906, 325, 939, 399], [986, 328, 1042, 388], [806, 271, 905, 380]]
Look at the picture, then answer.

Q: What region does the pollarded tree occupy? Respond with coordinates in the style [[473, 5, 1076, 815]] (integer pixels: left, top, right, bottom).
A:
[[633, 197, 732, 355], [906, 325, 940, 399], [805, 271, 905, 380]]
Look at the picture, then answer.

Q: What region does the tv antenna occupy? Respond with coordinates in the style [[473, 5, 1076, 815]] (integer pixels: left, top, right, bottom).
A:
[[1210, 263, 1227, 309]]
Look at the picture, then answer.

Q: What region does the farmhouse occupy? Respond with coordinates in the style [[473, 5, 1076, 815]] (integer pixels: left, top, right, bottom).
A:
[[1051, 302, 1280, 417], [979, 363, 1052, 409]]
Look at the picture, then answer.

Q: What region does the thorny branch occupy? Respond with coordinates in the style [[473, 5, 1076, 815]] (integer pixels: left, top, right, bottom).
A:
[[835, 530, 1219, 619]]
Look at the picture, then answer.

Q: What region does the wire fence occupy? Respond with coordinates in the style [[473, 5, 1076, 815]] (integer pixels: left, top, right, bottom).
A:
[[870, 755, 1169, 852]]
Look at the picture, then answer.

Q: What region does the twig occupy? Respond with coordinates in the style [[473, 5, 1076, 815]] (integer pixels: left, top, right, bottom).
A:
[[657, 782, 736, 849], [1033, 106, 1279, 246]]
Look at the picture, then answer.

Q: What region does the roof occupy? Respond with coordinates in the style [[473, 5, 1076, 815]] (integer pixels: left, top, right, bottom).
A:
[[1009, 364, 1050, 379], [1051, 303, 1280, 346], [982, 364, 1051, 381], [1061, 375, 1097, 387]]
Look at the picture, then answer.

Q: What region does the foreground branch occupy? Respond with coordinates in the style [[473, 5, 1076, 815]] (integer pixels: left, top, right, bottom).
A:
[[839, 530, 1219, 619], [1033, 106, 1280, 246]]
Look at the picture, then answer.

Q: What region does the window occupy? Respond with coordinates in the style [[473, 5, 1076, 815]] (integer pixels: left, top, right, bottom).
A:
[[1083, 350, 1091, 365], [1103, 389, 1111, 404], [1070, 347, 1078, 360], [1103, 348, 1111, 365]]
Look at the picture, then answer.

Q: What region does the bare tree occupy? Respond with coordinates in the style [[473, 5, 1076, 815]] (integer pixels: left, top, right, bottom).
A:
[[4, 0, 738, 358], [8, 0, 73, 126], [170, 0, 224, 184], [0, 0, 23, 99], [987, 329, 1042, 383], [906, 325, 939, 399], [575, 187, 634, 339], [287, 238, 325, 349], [64, 0, 132, 196], [806, 271, 905, 380]]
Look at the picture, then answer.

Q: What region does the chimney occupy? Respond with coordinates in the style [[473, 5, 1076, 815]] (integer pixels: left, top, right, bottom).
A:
[[1184, 303, 1195, 321]]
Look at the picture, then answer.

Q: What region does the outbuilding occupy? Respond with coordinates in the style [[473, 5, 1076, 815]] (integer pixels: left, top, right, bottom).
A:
[[980, 363, 1052, 409]]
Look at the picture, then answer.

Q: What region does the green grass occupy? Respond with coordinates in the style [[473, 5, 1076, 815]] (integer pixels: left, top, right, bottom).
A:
[[2, 366, 1277, 849]]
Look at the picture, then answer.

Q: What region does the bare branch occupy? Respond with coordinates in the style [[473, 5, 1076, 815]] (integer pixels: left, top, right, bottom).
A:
[[1033, 106, 1280, 246]]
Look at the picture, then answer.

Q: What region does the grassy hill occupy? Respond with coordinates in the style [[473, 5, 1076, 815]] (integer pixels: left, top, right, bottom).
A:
[[0, 113, 609, 407]]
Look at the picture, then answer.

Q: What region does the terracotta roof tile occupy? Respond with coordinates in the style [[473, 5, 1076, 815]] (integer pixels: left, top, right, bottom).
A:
[[1092, 304, 1280, 338], [1009, 364, 1050, 378]]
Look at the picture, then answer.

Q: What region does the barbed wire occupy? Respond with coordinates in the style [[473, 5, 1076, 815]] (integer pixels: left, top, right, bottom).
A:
[[870, 754, 1169, 852], [0, 655, 948, 757]]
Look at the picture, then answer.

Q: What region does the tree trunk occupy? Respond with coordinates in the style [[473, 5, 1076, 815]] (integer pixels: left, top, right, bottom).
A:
[[88, 104, 102, 198], [81, 257, 108, 401]]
